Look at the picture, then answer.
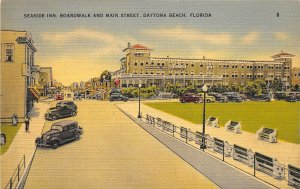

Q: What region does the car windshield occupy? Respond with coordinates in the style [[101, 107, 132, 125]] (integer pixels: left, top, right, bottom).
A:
[[51, 125, 63, 131]]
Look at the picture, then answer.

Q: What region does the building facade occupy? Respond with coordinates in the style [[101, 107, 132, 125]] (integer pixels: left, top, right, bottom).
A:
[[35, 67, 53, 96], [292, 67, 300, 86], [112, 43, 294, 90], [1, 30, 39, 119]]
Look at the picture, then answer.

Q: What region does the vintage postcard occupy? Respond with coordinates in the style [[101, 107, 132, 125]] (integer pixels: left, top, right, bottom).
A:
[[1, 0, 299, 188]]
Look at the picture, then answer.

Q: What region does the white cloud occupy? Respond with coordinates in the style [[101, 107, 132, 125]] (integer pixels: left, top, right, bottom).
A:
[[38, 28, 135, 84], [241, 32, 259, 45], [274, 32, 289, 41], [141, 26, 231, 45]]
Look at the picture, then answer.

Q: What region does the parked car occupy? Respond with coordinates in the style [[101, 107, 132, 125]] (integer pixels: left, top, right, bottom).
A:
[[45, 105, 77, 120], [285, 95, 300, 102], [197, 93, 216, 103], [110, 88, 122, 95], [208, 92, 228, 103], [222, 92, 243, 102], [55, 93, 64, 100], [56, 100, 77, 111], [251, 94, 271, 102], [73, 93, 84, 100], [109, 93, 129, 102], [35, 120, 83, 149], [180, 93, 202, 103]]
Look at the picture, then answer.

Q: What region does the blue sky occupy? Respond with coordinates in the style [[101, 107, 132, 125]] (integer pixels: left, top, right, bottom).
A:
[[2, 0, 300, 85]]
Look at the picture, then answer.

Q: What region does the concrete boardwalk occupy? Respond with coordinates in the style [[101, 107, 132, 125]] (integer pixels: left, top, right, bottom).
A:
[[1, 102, 50, 189], [117, 101, 299, 188], [117, 105, 273, 189], [25, 101, 218, 189]]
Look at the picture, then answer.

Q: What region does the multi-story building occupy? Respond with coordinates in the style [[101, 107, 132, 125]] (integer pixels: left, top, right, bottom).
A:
[[112, 43, 294, 90], [35, 67, 53, 96], [1, 30, 39, 119], [292, 67, 300, 86]]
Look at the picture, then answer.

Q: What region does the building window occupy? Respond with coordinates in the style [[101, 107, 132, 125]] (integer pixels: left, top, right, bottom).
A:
[[134, 63, 137, 66], [191, 64, 194, 67], [5, 44, 14, 62], [141, 63, 143, 66], [157, 63, 160, 66], [146, 62, 148, 65], [162, 63, 165, 66]]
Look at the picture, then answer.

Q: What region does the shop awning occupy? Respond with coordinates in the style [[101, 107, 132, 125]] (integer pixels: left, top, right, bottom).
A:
[[28, 87, 40, 101]]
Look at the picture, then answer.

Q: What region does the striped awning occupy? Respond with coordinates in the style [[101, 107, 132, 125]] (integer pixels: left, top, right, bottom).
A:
[[28, 87, 40, 101]]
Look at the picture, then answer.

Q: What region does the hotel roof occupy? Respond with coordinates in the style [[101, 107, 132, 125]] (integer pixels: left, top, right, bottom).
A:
[[272, 50, 295, 58], [123, 44, 151, 52]]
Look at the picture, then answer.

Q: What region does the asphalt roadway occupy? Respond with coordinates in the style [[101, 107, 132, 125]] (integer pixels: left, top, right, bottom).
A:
[[24, 101, 218, 189]]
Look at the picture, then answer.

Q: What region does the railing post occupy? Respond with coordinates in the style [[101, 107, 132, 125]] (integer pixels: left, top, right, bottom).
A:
[[172, 125, 175, 137], [254, 153, 256, 177], [185, 130, 188, 143], [24, 154, 26, 168], [222, 141, 225, 161], [10, 178, 12, 189], [18, 164, 20, 181]]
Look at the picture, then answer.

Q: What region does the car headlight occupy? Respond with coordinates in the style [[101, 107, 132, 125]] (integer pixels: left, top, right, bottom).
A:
[[46, 136, 50, 139]]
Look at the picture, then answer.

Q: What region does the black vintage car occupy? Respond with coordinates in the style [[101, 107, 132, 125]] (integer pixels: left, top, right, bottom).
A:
[[45, 105, 77, 120], [36, 120, 83, 149], [251, 94, 271, 102], [222, 92, 243, 102], [109, 93, 129, 102], [208, 92, 228, 103], [56, 100, 77, 111]]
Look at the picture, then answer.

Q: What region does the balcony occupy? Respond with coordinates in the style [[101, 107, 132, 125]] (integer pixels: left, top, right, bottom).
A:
[[118, 73, 223, 80]]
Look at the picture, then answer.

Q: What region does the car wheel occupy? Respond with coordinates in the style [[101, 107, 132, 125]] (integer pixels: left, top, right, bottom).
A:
[[194, 100, 198, 103], [182, 100, 185, 103], [52, 141, 59, 149], [220, 100, 224, 103], [71, 111, 77, 116], [206, 99, 211, 103], [51, 115, 57, 120], [75, 132, 80, 140]]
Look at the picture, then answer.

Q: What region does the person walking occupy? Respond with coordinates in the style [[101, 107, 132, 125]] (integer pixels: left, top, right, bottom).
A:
[[24, 116, 31, 133]]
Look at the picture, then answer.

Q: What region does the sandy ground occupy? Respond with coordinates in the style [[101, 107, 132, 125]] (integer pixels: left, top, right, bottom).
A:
[[24, 101, 218, 189], [116, 100, 300, 189]]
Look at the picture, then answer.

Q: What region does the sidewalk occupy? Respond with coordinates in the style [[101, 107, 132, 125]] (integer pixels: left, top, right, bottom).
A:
[[1, 102, 50, 189]]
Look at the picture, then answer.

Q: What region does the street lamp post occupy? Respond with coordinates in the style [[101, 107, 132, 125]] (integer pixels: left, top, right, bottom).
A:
[[138, 82, 142, 118], [201, 84, 208, 150]]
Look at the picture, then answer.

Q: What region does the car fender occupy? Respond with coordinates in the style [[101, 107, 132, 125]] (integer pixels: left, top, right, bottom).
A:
[[49, 137, 62, 144]]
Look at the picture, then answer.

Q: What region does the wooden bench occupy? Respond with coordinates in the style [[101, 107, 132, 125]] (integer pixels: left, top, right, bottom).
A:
[[213, 137, 224, 154], [145, 114, 155, 125], [206, 116, 219, 128], [156, 117, 163, 127], [288, 164, 300, 188], [225, 120, 242, 134], [224, 141, 233, 157], [180, 127, 187, 139], [233, 144, 254, 167], [162, 120, 174, 133], [256, 127, 277, 143], [255, 152, 285, 179]]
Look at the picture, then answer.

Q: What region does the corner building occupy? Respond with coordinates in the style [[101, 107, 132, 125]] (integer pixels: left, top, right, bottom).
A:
[[0, 30, 39, 119], [112, 43, 294, 90]]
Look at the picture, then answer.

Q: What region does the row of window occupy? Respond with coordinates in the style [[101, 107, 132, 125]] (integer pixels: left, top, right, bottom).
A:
[[132, 62, 287, 70]]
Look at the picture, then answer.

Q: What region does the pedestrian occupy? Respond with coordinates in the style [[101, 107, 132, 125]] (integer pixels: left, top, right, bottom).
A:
[[24, 116, 31, 133], [0, 133, 6, 146]]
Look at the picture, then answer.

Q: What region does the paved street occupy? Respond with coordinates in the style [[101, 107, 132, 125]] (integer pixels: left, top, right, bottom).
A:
[[25, 101, 218, 189]]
